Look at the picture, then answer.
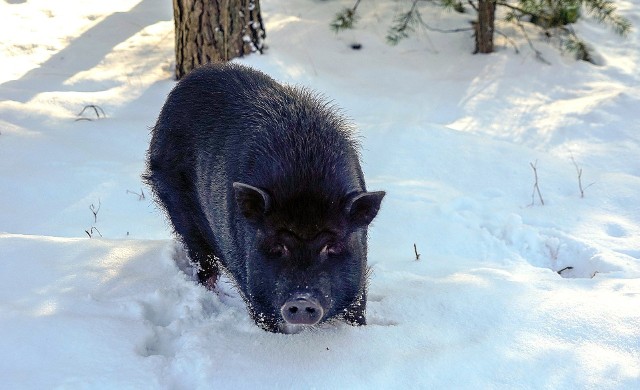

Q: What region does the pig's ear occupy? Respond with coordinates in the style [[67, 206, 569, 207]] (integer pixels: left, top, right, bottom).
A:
[[346, 191, 385, 227], [233, 182, 271, 221]]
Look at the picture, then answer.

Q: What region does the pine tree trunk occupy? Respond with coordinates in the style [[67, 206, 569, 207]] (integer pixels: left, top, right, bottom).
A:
[[474, 0, 495, 54], [173, 0, 265, 80]]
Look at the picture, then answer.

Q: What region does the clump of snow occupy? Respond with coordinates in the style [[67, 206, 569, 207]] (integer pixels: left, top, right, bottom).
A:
[[1, 0, 639, 388]]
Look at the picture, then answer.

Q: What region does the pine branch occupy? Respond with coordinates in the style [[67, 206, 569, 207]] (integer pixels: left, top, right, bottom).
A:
[[386, 0, 421, 45], [581, 0, 631, 36], [466, 0, 479, 12], [440, 0, 466, 13], [497, 1, 543, 20], [330, 0, 362, 32], [495, 29, 520, 53], [515, 18, 551, 64], [500, 0, 631, 36], [562, 30, 596, 63], [420, 19, 474, 33]]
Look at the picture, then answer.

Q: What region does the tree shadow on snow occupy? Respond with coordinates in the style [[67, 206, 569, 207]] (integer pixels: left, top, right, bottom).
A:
[[0, 0, 171, 102]]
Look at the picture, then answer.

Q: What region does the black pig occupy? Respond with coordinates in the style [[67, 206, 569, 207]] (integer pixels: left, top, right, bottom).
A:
[[144, 63, 384, 333]]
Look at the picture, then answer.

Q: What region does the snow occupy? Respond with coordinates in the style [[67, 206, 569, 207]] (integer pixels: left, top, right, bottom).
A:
[[1, 0, 639, 388]]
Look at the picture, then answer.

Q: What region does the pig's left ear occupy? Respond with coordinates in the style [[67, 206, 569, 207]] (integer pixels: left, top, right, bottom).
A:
[[346, 191, 385, 227], [233, 182, 271, 221]]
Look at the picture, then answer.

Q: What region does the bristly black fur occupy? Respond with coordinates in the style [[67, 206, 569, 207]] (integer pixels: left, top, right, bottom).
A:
[[144, 63, 384, 333]]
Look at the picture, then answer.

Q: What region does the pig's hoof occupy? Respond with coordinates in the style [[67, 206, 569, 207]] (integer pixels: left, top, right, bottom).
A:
[[203, 276, 217, 291]]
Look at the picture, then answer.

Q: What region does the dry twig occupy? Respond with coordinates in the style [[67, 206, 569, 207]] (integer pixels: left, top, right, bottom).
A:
[[90, 199, 101, 223], [85, 227, 102, 238], [126, 188, 146, 201], [570, 154, 595, 198], [529, 160, 545, 206]]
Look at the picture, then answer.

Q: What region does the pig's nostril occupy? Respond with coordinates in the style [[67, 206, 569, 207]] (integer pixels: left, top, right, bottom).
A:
[[281, 295, 324, 325]]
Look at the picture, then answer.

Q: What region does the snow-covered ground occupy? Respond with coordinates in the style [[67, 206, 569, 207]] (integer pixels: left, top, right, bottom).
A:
[[1, 0, 639, 388]]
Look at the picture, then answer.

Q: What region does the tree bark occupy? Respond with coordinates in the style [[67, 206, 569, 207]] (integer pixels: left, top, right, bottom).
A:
[[474, 0, 495, 54], [173, 0, 265, 79]]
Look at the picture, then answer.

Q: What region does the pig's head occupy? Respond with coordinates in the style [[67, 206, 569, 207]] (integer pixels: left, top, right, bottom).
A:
[[233, 182, 384, 333]]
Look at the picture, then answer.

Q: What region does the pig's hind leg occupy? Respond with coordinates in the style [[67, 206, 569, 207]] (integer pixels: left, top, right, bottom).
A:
[[147, 169, 221, 289]]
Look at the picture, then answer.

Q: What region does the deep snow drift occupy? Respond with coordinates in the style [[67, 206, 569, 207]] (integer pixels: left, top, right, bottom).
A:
[[1, 0, 639, 388]]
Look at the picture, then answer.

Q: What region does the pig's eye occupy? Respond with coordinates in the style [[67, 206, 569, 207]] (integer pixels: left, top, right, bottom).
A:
[[267, 243, 289, 258], [321, 243, 343, 257]]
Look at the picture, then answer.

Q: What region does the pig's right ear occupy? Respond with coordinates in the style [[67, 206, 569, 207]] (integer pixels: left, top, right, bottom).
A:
[[346, 191, 385, 228], [233, 182, 271, 221]]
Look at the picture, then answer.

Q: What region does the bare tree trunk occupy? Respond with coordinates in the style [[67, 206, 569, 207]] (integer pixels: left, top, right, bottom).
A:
[[474, 0, 495, 54], [173, 0, 265, 79]]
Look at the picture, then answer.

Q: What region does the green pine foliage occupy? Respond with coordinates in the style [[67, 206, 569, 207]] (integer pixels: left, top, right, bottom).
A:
[[329, 0, 631, 64], [330, 0, 362, 33], [507, 0, 630, 35], [581, 0, 631, 35], [563, 33, 595, 62], [516, 0, 581, 28], [439, 0, 466, 13], [503, 0, 631, 63], [330, 7, 359, 32], [386, 0, 422, 45]]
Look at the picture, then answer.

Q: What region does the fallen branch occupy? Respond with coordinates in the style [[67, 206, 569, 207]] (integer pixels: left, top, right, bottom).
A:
[[557, 266, 573, 275], [78, 104, 106, 118], [85, 227, 103, 238]]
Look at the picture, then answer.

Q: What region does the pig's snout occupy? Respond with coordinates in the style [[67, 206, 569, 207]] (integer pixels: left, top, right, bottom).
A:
[[281, 293, 324, 326]]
